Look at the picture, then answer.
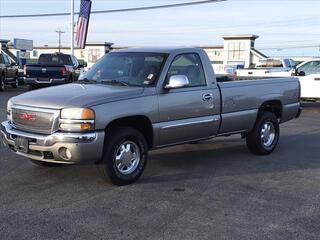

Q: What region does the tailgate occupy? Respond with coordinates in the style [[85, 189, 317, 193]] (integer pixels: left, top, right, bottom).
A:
[[25, 64, 66, 79]]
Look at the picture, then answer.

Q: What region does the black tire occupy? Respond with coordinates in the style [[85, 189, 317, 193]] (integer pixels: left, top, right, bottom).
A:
[[30, 159, 62, 167], [0, 74, 5, 92], [101, 127, 148, 186], [11, 75, 18, 88], [246, 111, 280, 155]]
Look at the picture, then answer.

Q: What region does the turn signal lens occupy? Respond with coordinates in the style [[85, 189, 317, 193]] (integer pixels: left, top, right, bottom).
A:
[[60, 123, 94, 131], [80, 123, 92, 130], [61, 108, 95, 120]]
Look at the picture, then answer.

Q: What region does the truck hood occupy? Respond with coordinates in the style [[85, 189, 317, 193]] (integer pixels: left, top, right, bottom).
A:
[[11, 83, 145, 109]]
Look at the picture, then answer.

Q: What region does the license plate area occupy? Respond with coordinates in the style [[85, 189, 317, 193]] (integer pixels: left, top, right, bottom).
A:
[[15, 137, 29, 153]]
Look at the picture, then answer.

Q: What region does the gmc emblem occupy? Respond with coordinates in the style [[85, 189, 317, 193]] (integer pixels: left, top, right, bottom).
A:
[[18, 113, 36, 121]]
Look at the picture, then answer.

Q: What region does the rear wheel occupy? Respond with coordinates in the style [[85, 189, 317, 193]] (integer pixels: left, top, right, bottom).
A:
[[246, 111, 280, 155], [101, 127, 148, 186], [0, 75, 5, 92], [30, 159, 62, 167]]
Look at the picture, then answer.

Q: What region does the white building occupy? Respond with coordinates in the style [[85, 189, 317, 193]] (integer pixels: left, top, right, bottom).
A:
[[6, 35, 268, 69]]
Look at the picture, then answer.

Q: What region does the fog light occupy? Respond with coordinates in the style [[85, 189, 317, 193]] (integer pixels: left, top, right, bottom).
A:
[[58, 147, 72, 160]]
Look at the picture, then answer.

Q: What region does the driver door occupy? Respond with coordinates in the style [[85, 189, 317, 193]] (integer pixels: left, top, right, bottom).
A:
[[158, 53, 220, 146]]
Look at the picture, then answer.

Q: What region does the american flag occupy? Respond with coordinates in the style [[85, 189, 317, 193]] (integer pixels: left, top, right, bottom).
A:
[[75, 0, 92, 49]]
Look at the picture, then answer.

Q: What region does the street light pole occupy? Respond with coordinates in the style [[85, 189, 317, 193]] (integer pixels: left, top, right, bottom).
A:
[[71, 0, 74, 55], [56, 29, 65, 52]]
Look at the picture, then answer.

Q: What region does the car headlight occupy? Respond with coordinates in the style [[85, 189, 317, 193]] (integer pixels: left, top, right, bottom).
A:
[[7, 100, 13, 121], [60, 108, 95, 132]]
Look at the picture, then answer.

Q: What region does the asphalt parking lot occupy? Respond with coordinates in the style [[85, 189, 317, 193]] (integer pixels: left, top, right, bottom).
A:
[[0, 86, 320, 240]]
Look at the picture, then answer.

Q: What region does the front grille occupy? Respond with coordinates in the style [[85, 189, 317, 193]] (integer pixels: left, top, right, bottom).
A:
[[11, 107, 58, 134]]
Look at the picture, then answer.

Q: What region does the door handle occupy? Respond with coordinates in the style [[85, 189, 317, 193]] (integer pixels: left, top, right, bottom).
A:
[[203, 93, 213, 101], [314, 78, 320, 81]]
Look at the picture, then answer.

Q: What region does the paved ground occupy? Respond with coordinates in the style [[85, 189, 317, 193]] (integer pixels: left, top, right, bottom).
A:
[[0, 86, 320, 240]]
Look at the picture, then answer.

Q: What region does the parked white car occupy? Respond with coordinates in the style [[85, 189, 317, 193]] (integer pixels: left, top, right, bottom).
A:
[[295, 58, 320, 100]]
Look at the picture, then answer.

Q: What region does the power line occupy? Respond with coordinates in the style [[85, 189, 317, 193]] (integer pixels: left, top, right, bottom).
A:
[[0, 0, 226, 18]]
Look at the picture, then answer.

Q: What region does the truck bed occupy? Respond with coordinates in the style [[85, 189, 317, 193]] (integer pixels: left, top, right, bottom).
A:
[[217, 77, 300, 134]]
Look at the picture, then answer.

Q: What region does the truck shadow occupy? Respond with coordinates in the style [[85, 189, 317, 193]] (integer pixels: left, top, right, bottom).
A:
[[15, 131, 319, 187], [140, 132, 320, 184]]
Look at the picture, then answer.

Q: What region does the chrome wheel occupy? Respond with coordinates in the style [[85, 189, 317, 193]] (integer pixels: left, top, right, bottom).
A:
[[115, 141, 140, 175], [261, 121, 276, 147]]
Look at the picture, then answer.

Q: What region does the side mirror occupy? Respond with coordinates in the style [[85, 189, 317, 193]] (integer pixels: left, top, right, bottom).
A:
[[10, 62, 16, 66], [298, 71, 305, 76], [164, 75, 189, 89]]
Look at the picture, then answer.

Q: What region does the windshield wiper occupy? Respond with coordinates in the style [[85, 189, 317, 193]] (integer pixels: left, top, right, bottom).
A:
[[100, 79, 131, 86], [77, 78, 97, 84]]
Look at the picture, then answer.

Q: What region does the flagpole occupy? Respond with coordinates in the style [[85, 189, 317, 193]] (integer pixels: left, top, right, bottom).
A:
[[71, 0, 74, 55]]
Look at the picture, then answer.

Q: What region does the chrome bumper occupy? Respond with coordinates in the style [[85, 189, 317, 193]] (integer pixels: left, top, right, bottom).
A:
[[24, 77, 66, 85], [1, 121, 105, 164]]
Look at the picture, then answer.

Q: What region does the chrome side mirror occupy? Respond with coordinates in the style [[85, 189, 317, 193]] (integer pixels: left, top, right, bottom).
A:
[[164, 75, 189, 89]]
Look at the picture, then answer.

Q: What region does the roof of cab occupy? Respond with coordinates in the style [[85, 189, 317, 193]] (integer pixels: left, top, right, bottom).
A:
[[114, 47, 202, 54]]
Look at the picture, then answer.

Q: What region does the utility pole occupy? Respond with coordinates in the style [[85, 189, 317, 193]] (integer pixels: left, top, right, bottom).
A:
[[71, 0, 74, 55], [56, 29, 65, 53]]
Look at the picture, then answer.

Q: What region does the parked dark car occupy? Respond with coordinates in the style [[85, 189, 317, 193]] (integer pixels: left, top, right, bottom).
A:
[[24, 53, 84, 90], [0, 51, 19, 91]]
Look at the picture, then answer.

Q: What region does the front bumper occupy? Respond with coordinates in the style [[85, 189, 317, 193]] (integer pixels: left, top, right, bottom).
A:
[[1, 121, 105, 164], [24, 77, 67, 85]]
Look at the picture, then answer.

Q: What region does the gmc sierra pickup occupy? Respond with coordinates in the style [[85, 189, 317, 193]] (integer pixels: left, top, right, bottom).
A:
[[1, 47, 301, 185]]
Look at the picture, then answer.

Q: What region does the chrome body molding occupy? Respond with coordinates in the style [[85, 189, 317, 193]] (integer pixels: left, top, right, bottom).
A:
[[161, 118, 219, 130]]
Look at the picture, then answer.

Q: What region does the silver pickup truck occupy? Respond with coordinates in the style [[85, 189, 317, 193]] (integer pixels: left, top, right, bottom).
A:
[[1, 47, 301, 185]]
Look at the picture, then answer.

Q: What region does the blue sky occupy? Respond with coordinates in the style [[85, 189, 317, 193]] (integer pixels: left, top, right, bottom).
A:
[[0, 0, 320, 57]]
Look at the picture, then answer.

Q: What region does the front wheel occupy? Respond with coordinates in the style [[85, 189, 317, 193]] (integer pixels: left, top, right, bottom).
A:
[[246, 111, 280, 155], [101, 127, 148, 186]]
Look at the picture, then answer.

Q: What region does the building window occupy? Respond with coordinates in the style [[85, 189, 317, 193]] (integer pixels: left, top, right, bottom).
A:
[[228, 42, 245, 60], [88, 48, 101, 63], [32, 50, 38, 58]]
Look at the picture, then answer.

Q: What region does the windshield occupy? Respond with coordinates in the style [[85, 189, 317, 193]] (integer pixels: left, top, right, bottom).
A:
[[38, 54, 73, 65], [79, 52, 167, 87]]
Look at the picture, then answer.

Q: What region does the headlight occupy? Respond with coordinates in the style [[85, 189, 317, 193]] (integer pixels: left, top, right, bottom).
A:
[[61, 108, 95, 120], [7, 100, 13, 121], [60, 108, 95, 132]]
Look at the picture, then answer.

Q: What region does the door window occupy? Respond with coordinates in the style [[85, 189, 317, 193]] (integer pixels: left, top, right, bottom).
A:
[[298, 61, 320, 75], [2, 54, 11, 65], [167, 53, 206, 87]]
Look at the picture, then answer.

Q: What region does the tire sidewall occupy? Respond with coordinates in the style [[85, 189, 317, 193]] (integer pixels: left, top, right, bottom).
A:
[[104, 128, 148, 185], [256, 112, 280, 154]]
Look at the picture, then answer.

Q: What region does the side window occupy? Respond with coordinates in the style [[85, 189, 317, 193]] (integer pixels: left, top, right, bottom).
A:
[[72, 56, 79, 67], [167, 53, 206, 87], [2, 54, 10, 64], [298, 61, 320, 75], [0, 54, 4, 64]]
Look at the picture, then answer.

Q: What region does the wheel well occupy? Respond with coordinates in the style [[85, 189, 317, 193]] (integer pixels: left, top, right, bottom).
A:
[[259, 100, 282, 120], [106, 116, 154, 149]]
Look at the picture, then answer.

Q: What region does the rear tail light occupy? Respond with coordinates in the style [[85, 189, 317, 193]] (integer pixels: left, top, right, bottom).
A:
[[61, 67, 67, 76]]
